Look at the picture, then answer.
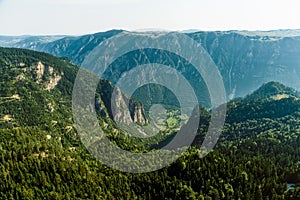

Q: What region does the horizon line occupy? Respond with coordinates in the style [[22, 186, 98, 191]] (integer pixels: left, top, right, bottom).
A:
[[1, 28, 300, 37]]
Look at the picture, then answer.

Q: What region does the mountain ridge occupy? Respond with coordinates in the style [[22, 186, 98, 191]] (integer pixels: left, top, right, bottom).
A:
[[1, 29, 300, 100]]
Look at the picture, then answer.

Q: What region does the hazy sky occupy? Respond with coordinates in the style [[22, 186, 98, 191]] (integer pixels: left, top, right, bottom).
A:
[[0, 0, 299, 35]]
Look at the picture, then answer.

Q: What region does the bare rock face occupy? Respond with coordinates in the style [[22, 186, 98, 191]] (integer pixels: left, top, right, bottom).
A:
[[133, 106, 147, 124], [45, 74, 62, 91], [48, 66, 54, 75], [1, 114, 13, 121], [30, 62, 62, 91], [96, 82, 148, 125], [130, 103, 147, 124], [112, 87, 133, 124], [47, 103, 55, 112], [34, 61, 45, 83]]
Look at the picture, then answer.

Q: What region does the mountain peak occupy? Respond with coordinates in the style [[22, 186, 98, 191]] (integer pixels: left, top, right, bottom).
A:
[[246, 81, 299, 100]]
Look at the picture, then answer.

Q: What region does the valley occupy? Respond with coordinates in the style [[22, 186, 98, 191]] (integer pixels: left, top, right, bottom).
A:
[[1, 29, 300, 199]]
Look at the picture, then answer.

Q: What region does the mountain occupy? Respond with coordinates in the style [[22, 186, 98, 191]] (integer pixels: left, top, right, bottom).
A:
[[190, 30, 300, 98], [224, 81, 300, 123], [2, 47, 300, 198], [1, 29, 300, 101], [245, 81, 299, 100], [0, 30, 122, 65], [0, 47, 147, 133], [0, 35, 66, 49], [217, 82, 300, 144], [180, 81, 299, 145]]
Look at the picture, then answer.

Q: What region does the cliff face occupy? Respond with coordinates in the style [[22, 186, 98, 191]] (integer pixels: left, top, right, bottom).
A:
[[96, 82, 147, 125], [131, 104, 147, 124]]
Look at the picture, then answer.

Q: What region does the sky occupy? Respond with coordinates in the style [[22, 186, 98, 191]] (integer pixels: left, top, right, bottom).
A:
[[0, 0, 299, 35]]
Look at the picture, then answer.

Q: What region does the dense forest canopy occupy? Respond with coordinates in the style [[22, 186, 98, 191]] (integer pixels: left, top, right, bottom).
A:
[[1, 48, 300, 199]]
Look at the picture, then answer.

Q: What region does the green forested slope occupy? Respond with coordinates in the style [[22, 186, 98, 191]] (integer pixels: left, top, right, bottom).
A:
[[1, 48, 300, 199]]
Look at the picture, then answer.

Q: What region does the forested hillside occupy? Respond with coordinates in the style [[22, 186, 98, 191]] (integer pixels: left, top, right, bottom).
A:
[[1, 48, 300, 199]]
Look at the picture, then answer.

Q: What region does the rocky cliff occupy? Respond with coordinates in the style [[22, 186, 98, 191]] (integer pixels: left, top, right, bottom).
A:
[[0, 47, 147, 130]]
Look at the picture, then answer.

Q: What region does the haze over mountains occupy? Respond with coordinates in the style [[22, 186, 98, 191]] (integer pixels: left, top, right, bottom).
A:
[[1, 29, 300, 101]]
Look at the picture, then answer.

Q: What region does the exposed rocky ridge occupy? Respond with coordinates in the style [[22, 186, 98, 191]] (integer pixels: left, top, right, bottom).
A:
[[96, 82, 148, 125]]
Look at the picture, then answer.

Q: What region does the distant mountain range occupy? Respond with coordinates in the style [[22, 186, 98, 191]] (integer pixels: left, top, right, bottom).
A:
[[1, 29, 300, 103]]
